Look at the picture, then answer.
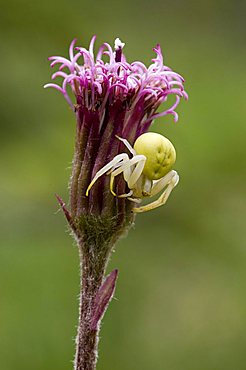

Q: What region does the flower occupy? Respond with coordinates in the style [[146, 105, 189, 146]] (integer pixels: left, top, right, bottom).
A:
[[45, 36, 187, 122], [45, 37, 188, 370], [45, 36, 187, 235]]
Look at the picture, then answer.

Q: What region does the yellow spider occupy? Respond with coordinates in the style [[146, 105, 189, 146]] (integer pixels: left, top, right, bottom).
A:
[[86, 132, 179, 213]]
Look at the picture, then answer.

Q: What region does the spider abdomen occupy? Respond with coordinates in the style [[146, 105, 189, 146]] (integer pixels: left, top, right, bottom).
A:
[[133, 132, 176, 180]]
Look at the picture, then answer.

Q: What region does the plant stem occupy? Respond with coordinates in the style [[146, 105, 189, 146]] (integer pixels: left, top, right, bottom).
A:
[[74, 240, 111, 370]]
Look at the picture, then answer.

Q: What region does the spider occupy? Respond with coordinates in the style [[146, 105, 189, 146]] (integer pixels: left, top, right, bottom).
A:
[[86, 132, 179, 213]]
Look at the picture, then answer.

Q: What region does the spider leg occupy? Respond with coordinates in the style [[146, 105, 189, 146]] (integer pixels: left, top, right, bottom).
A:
[[127, 155, 146, 188], [127, 197, 142, 203], [107, 155, 130, 173], [116, 135, 136, 156], [117, 190, 134, 198], [109, 155, 146, 196], [86, 153, 129, 196], [133, 170, 179, 213], [109, 159, 132, 196], [151, 170, 179, 196]]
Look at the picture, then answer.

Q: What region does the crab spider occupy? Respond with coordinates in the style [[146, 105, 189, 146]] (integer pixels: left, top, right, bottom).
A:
[[86, 132, 179, 213]]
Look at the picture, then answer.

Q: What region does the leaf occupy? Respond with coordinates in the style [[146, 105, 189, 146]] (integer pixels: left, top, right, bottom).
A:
[[90, 269, 119, 330]]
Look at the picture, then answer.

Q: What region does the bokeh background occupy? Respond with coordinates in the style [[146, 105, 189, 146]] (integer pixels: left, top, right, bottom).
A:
[[1, 1, 246, 369]]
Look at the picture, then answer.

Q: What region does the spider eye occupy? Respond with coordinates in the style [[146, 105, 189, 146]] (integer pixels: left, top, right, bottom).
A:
[[133, 132, 176, 180]]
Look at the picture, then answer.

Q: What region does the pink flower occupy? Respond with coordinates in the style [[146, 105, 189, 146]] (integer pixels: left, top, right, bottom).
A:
[[45, 36, 187, 220], [45, 36, 187, 129]]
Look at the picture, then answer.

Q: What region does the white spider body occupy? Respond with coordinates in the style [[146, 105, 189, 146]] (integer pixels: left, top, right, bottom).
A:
[[86, 132, 179, 213]]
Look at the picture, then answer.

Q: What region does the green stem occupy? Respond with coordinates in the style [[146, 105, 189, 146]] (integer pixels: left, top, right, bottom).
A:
[[74, 239, 112, 370]]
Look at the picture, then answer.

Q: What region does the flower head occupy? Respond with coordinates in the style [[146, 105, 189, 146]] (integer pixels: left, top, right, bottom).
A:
[[45, 36, 187, 128], [45, 36, 187, 234]]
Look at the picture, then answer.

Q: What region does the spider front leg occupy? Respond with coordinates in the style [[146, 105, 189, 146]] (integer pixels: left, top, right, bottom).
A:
[[115, 135, 136, 156], [86, 153, 130, 196], [133, 170, 179, 213], [110, 155, 146, 197]]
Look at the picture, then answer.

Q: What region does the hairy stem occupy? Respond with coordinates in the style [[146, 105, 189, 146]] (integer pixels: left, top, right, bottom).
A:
[[74, 239, 112, 370]]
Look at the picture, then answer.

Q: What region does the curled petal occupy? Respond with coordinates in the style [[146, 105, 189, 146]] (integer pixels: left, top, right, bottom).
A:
[[44, 83, 64, 93], [89, 35, 97, 57], [69, 38, 77, 60], [45, 37, 187, 118], [52, 71, 68, 80]]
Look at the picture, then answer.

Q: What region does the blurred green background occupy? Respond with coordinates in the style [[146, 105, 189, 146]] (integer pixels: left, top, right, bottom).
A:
[[1, 0, 246, 369]]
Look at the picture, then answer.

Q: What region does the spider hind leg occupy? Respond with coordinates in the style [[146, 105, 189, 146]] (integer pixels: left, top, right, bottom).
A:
[[133, 170, 179, 213]]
